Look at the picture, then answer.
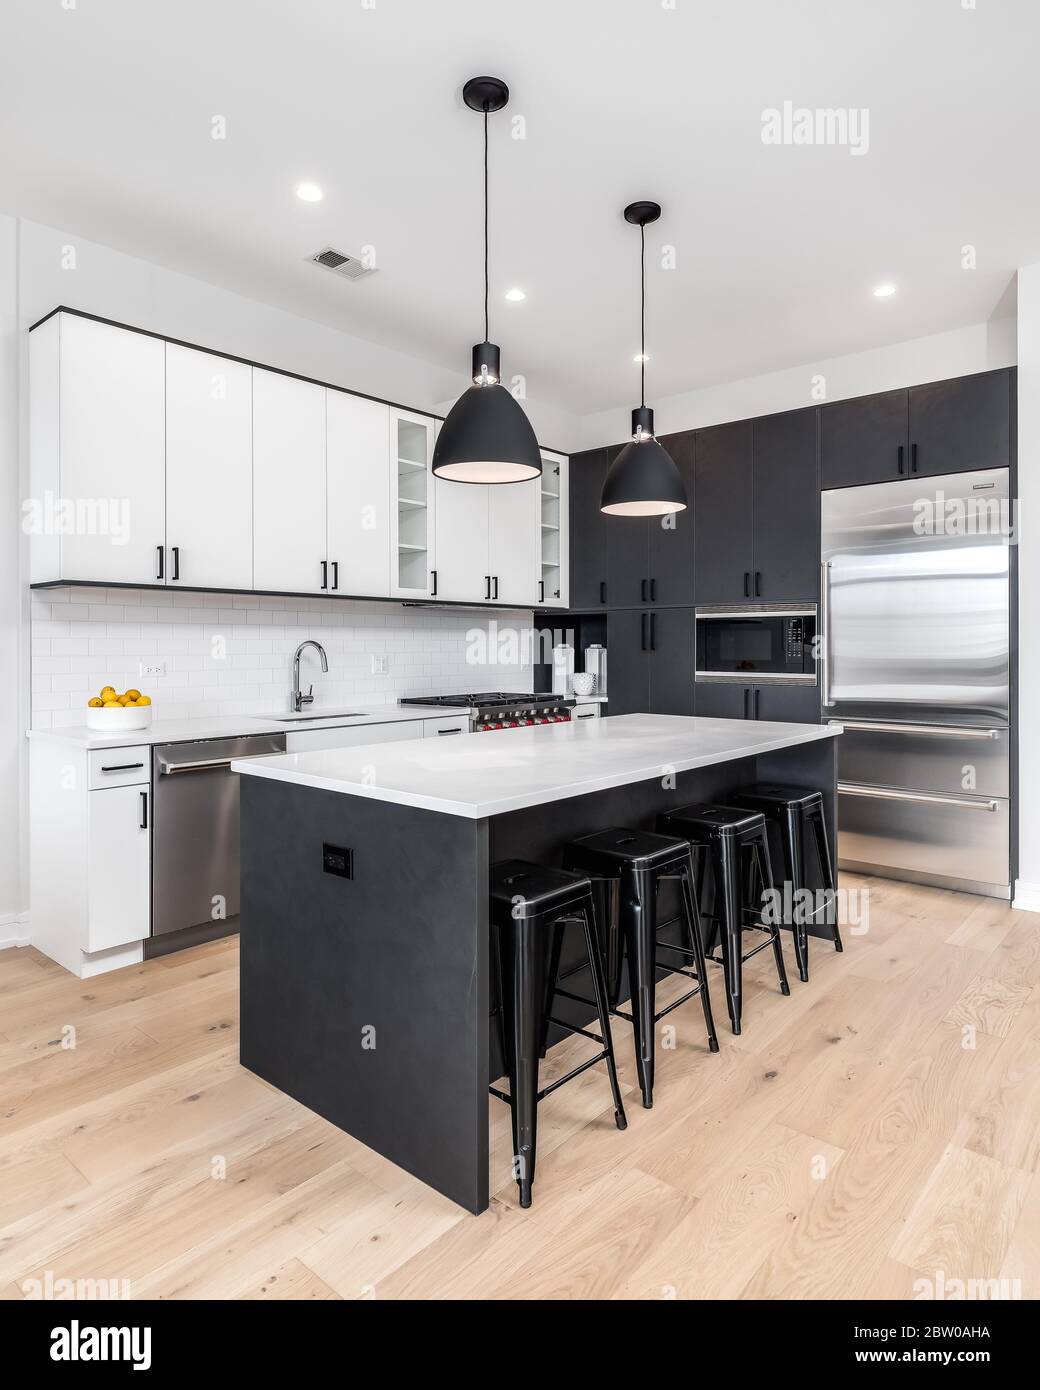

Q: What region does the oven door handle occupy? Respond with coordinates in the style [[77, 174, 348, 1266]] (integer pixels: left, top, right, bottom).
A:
[[837, 782, 998, 812], [158, 757, 235, 775]]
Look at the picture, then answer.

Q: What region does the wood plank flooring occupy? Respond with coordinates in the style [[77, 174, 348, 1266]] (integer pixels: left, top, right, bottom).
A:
[[1, 873, 1037, 1300]]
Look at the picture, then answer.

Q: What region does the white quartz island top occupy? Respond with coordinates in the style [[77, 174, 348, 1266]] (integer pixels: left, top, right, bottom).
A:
[[232, 713, 842, 819]]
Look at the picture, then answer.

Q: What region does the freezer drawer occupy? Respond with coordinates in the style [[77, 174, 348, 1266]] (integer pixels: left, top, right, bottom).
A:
[[837, 781, 1009, 895], [832, 720, 1009, 798]]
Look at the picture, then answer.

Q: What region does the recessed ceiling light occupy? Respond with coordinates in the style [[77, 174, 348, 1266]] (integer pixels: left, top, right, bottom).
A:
[[633, 352, 650, 363], [296, 183, 323, 203], [505, 288, 526, 302], [873, 282, 897, 298]]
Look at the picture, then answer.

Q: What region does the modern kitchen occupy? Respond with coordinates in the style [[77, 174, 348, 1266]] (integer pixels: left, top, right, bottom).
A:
[[1, 0, 1038, 1341]]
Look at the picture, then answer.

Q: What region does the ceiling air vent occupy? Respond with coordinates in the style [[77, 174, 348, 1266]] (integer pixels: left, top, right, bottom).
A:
[[308, 246, 375, 281]]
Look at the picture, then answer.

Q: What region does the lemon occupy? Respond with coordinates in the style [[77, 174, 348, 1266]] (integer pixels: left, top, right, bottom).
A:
[[102, 699, 120, 708], [136, 695, 152, 706], [126, 688, 141, 701], [87, 697, 104, 708], [100, 685, 116, 700]]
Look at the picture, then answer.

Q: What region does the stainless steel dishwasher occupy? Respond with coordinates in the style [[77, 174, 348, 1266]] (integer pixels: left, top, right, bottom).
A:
[[151, 733, 286, 937]]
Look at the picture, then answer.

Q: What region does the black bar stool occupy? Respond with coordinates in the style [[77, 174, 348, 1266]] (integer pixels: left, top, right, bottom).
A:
[[657, 804, 790, 1036], [562, 829, 719, 1110], [730, 784, 842, 982], [489, 859, 626, 1209]]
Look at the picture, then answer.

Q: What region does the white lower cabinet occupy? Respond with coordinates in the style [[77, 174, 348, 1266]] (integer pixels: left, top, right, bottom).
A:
[[86, 785, 151, 953]]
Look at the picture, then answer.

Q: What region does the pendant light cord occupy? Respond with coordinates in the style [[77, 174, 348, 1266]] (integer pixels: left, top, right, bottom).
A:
[[483, 107, 490, 344], [640, 222, 646, 409]]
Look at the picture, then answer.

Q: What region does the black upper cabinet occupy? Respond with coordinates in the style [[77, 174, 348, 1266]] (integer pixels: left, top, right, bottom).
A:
[[606, 514, 650, 609], [752, 408, 819, 602], [819, 389, 908, 489], [908, 369, 1011, 477], [649, 432, 696, 606], [568, 449, 609, 608], [694, 420, 754, 604]]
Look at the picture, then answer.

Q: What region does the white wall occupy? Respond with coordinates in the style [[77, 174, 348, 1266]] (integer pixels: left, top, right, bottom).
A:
[[580, 317, 1018, 448], [1014, 265, 1040, 908], [0, 215, 23, 935]]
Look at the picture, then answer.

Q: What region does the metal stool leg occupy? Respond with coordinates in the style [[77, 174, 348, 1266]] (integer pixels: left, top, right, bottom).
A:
[[811, 801, 843, 952], [498, 917, 547, 1208], [751, 829, 790, 997], [679, 851, 720, 1053], [539, 919, 565, 1058], [578, 904, 627, 1130], [785, 807, 810, 983], [715, 837, 743, 1035], [622, 866, 658, 1107]]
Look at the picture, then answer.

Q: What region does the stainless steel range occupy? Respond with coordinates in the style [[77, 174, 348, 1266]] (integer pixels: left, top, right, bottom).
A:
[[400, 692, 575, 732]]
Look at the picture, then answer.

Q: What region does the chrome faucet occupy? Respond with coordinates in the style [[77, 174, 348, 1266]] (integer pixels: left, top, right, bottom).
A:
[[291, 640, 329, 713]]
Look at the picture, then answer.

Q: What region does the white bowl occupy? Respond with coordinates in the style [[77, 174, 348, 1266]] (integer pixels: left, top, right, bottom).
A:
[[85, 705, 154, 733], [571, 673, 596, 696]]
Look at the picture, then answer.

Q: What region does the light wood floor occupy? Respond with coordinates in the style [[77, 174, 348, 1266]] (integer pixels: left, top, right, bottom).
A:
[[1, 872, 1038, 1300]]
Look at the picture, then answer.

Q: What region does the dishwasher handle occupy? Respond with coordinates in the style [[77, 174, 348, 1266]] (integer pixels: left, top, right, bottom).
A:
[[837, 781, 998, 812], [158, 756, 236, 775]]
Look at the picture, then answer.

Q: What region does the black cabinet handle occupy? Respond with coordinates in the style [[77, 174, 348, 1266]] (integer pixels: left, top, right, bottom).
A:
[[743, 687, 750, 719], [897, 444, 905, 475], [650, 577, 657, 602], [430, 569, 438, 597], [156, 545, 164, 581], [538, 579, 544, 603], [641, 578, 648, 603], [331, 561, 339, 590], [139, 791, 148, 829], [171, 546, 180, 581], [641, 613, 649, 651], [911, 443, 918, 474], [754, 688, 761, 718], [650, 612, 657, 650], [755, 571, 762, 597], [493, 576, 499, 600], [599, 581, 607, 605], [437, 728, 463, 736], [484, 575, 491, 600], [101, 762, 145, 773], [743, 571, 750, 598], [320, 560, 328, 590]]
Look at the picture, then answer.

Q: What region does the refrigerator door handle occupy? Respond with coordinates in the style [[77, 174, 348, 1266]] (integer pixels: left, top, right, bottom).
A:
[[837, 782, 998, 812], [833, 720, 1002, 740], [819, 560, 833, 707]]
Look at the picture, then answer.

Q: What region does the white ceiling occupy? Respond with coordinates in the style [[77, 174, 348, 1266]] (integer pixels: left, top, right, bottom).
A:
[[2, 0, 1038, 415]]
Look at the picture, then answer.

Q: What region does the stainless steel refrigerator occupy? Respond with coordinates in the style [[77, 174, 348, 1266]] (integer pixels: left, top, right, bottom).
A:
[[820, 467, 1011, 898]]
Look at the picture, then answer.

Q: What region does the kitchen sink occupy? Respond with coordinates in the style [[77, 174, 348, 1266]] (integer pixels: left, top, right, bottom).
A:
[[270, 710, 371, 723]]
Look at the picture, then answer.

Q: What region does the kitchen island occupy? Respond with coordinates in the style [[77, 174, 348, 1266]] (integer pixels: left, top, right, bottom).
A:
[[233, 713, 842, 1213]]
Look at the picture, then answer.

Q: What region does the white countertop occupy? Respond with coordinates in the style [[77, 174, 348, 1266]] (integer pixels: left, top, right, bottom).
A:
[[232, 713, 842, 819], [27, 704, 470, 751]]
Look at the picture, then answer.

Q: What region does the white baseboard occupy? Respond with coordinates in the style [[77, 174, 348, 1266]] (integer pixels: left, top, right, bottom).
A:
[[1012, 880, 1040, 913], [0, 911, 31, 950]]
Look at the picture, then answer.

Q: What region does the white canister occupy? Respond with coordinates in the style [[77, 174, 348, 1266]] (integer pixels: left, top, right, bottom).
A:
[[552, 644, 575, 695]]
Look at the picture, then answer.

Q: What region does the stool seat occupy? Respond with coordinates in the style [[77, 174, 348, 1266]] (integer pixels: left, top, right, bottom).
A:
[[490, 860, 592, 918], [660, 803, 764, 837], [566, 827, 690, 873], [731, 784, 822, 811]]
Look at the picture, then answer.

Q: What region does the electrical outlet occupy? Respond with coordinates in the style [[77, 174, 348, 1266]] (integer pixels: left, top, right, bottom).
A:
[[139, 661, 166, 678], [371, 655, 389, 676]]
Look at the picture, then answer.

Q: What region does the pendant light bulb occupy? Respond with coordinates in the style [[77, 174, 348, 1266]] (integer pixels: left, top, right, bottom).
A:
[[601, 202, 687, 517], [432, 77, 542, 485]]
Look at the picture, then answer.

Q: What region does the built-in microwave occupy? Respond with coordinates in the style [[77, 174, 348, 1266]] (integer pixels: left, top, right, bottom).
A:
[[695, 607, 817, 678]]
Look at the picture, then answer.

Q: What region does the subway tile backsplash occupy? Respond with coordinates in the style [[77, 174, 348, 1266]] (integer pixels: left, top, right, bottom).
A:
[[30, 587, 538, 728]]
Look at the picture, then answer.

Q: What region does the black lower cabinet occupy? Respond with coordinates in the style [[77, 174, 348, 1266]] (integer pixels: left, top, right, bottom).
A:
[[606, 608, 696, 716], [694, 681, 820, 724]]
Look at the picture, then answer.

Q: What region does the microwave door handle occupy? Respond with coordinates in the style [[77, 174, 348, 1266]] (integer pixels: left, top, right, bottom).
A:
[[819, 560, 833, 707]]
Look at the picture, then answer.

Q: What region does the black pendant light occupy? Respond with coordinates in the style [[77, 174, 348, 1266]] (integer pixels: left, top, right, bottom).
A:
[[601, 202, 687, 516], [432, 76, 542, 484]]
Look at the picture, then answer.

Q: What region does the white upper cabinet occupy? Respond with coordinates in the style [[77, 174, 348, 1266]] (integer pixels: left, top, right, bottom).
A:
[[539, 452, 569, 607], [325, 391, 391, 596], [252, 368, 327, 594], [434, 478, 490, 602], [489, 479, 540, 606], [31, 313, 166, 585], [165, 344, 253, 591], [390, 410, 437, 598]]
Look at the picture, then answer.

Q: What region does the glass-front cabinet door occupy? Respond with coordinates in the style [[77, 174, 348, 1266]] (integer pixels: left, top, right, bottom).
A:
[[390, 409, 438, 599]]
